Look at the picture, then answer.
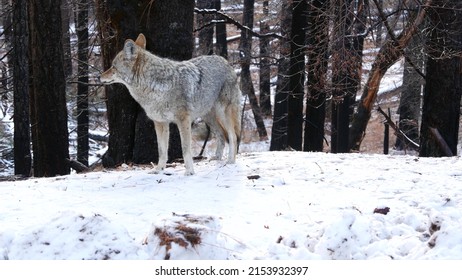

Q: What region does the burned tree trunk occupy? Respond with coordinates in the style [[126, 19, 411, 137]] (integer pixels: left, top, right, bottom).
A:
[[76, 0, 90, 167], [395, 32, 424, 151], [330, 0, 366, 153], [96, 0, 147, 167], [349, 0, 431, 151], [304, 0, 329, 152], [240, 0, 268, 140], [419, 0, 462, 157], [196, 0, 214, 55], [214, 0, 228, 58], [259, 0, 271, 117], [12, 0, 31, 176], [270, 0, 292, 151], [287, 0, 307, 151], [28, 0, 70, 177]]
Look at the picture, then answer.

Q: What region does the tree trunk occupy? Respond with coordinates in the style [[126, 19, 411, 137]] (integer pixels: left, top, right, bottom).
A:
[[61, 0, 72, 78], [375, 0, 383, 46], [214, 0, 228, 58], [96, 0, 144, 167], [287, 0, 307, 151], [240, 0, 268, 140], [331, 0, 365, 153], [97, 0, 193, 166], [196, 0, 214, 55], [76, 0, 89, 166], [419, 0, 462, 157], [304, 0, 329, 152], [349, 0, 431, 151], [12, 0, 31, 176], [259, 0, 271, 117], [395, 29, 424, 151], [1, 0, 12, 108], [270, 0, 292, 151], [2, 0, 12, 81], [28, 0, 70, 177]]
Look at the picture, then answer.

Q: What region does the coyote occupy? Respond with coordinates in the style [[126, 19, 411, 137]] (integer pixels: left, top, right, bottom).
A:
[[100, 34, 241, 175]]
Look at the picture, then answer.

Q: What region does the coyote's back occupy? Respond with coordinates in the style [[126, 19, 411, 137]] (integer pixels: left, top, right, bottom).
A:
[[100, 34, 241, 175]]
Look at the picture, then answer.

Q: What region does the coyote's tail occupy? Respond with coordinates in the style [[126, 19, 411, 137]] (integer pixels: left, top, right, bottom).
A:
[[220, 79, 242, 148]]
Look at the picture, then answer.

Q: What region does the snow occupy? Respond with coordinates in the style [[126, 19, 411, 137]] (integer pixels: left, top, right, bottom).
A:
[[1, 150, 462, 260]]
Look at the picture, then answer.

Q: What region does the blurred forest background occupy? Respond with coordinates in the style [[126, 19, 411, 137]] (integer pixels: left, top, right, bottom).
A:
[[0, 0, 461, 178]]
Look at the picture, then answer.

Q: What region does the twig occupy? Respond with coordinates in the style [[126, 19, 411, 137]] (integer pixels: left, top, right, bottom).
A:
[[377, 106, 419, 150]]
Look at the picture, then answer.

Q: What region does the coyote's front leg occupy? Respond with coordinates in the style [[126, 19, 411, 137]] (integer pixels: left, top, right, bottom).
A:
[[177, 115, 195, 176], [153, 121, 169, 173]]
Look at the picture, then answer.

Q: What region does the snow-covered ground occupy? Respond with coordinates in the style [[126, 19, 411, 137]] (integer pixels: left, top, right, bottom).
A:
[[1, 151, 461, 260]]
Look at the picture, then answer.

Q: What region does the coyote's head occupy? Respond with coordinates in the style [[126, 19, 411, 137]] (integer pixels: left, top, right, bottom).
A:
[[100, 33, 147, 85]]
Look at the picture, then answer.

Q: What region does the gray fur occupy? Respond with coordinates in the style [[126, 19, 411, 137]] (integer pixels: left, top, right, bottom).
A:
[[100, 34, 241, 175]]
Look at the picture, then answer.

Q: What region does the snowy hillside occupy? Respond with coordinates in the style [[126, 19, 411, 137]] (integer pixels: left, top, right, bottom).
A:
[[1, 151, 461, 260]]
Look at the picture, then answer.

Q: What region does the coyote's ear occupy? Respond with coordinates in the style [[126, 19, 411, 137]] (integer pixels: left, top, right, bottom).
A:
[[123, 39, 137, 58], [135, 33, 146, 49]]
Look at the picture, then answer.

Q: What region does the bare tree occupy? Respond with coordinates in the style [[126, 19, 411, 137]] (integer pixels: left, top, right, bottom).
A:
[[196, 0, 214, 55], [270, 0, 292, 151], [395, 20, 424, 151], [240, 0, 268, 140], [214, 0, 228, 58], [349, 0, 432, 151], [96, 0, 146, 167], [75, 0, 89, 166], [419, 0, 462, 157], [28, 0, 70, 177], [61, 0, 72, 78], [12, 0, 31, 176], [304, 0, 329, 152], [330, 0, 366, 153], [286, 0, 307, 151], [259, 0, 271, 117]]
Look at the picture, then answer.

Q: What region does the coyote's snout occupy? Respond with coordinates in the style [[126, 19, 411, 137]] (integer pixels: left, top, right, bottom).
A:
[[101, 34, 241, 175]]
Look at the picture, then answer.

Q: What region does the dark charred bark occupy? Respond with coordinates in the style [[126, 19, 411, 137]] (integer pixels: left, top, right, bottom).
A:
[[395, 30, 424, 151], [270, 0, 292, 151], [96, 0, 145, 167], [76, 0, 89, 166], [240, 0, 268, 140], [12, 0, 31, 176], [28, 0, 70, 177], [304, 0, 329, 152], [349, 0, 431, 151], [287, 0, 307, 151], [419, 0, 462, 157], [259, 0, 271, 117], [214, 0, 228, 58], [196, 0, 214, 55], [61, 0, 72, 78], [331, 0, 366, 153]]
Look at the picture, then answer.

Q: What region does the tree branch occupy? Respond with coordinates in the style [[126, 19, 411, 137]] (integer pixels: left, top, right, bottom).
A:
[[194, 8, 284, 40], [349, 0, 432, 151], [429, 127, 454, 156], [377, 106, 419, 150], [372, 0, 426, 79]]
